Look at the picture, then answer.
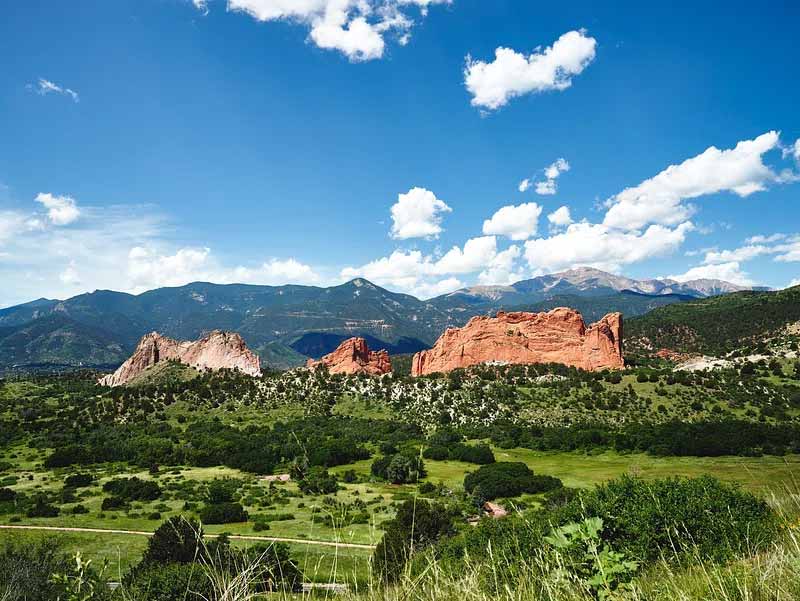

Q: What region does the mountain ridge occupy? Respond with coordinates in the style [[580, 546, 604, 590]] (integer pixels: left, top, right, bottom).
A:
[[0, 268, 762, 370]]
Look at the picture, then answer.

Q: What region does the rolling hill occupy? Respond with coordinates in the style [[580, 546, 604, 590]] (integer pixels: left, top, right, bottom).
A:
[[626, 285, 800, 355]]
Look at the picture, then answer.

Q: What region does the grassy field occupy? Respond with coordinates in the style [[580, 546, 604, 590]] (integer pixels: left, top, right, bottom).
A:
[[3, 446, 800, 584]]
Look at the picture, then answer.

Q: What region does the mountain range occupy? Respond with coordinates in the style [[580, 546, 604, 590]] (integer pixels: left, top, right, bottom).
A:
[[0, 267, 763, 370]]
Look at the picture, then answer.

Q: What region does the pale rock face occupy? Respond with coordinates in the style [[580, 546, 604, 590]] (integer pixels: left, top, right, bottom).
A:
[[306, 337, 391, 376], [99, 330, 261, 386], [411, 308, 623, 376]]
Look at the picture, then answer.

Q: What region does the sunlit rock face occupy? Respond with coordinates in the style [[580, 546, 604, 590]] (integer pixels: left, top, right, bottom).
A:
[[411, 308, 623, 376], [99, 330, 261, 386], [306, 337, 391, 376]]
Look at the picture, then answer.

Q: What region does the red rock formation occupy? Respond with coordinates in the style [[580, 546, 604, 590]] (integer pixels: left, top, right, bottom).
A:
[[411, 308, 623, 376], [306, 337, 391, 376], [99, 330, 261, 386]]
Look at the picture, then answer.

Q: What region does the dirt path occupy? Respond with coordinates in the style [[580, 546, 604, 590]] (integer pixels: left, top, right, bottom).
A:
[[0, 524, 376, 550]]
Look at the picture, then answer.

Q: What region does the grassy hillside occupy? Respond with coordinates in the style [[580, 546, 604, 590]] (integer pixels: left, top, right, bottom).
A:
[[626, 285, 800, 355]]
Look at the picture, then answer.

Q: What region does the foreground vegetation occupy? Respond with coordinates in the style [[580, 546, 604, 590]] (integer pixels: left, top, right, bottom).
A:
[[2, 353, 800, 599]]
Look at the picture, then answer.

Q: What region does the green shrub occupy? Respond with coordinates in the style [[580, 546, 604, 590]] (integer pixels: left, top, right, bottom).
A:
[[124, 562, 212, 601], [373, 499, 457, 583], [64, 473, 93, 488], [557, 475, 779, 563], [464, 462, 562, 502], [102, 477, 160, 501], [199, 502, 248, 524], [298, 467, 338, 494], [26, 496, 59, 518]]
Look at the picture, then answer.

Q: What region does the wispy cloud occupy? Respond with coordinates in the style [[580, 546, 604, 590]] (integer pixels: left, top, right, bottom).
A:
[[28, 77, 79, 102]]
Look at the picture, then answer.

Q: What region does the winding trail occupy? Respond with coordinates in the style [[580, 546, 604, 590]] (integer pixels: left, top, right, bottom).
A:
[[0, 524, 376, 550]]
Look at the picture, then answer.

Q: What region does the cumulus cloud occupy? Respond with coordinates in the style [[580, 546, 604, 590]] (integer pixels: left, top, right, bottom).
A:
[[434, 236, 498, 274], [34, 193, 80, 226], [231, 258, 320, 284], [29, 78, 79, 102], [221, 0, 448, 61], [341, 249, 433, 292], [127, 246, 320, 292], [413, 276, 463, 299], [518, 178, 531, 192], [524, 221, 694, 273], [533, 158, 570, 195], [390, 187, 452, 239], [482, 202, 542, 240], [604, 131, 782, 231], [547, 205, 572, 228], [464, 30, 596, 111], [478, 244, 523, 285], [340, 236, 512, 295], [668, 261, 755, 286]]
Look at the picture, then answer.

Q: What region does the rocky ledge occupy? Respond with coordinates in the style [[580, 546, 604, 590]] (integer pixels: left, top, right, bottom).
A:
[[99, 330, 262, 387], [306, 337, 391, 376], [411, 308, 623, 376]]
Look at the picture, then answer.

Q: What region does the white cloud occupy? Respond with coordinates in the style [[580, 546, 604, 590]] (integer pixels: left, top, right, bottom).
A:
[[774, 236, 800, 262], [478, 244, 522, 285], [231, 258, 320, 284], [0, 199, 322, 307], [464, 30, 597, 111], [434, 235, 497, 274], [341, 249, 434, 293], [127, 246, 321, 292], [34, 193, 80, 225], [668, 261, 755, 286], [547, 205, 572, 228], [127, 246, 213, 291], [30, 78, 79, 102], [414, 277, 463, 299], [390, 187, 452, 239], [524, 221, 694, 273], [746, 233, 787, 244], [59, 261, 81, 286], [341, 236, 510, 294], [604, 131, 782, 230], [482, 202, 542, 240], [222, 0, 448, 61], [702, 245, 771, 264], [518, 178, 531, 192], [533, 158, 570, 195], [794, 139, 800, 163], [787, 278, 800, 289]]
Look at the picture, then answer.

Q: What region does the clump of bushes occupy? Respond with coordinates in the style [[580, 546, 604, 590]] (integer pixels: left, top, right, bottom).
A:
[[298, 467, 338, 494], [102, 477, 161, 501], [464, 462, 562, 502], [371, 452, 426, 484], [557, 475, 779, 563], [199, 502, 248, 524], [64, 473, 93, 488], [424, 443, 495, 464]]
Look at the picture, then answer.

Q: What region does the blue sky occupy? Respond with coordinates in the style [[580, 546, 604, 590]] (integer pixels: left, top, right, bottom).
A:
[[1, 0, 799, 307]]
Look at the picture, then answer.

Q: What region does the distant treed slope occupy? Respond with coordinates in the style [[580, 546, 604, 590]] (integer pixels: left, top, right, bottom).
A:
[[0, 314, 127, 367], [626, 286, 800, 355], [511, 291, 692, 323], [0, 279, 455, 369]]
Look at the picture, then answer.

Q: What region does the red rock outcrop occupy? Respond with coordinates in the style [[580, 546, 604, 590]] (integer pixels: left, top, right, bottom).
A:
[[99, 330, 262, 386], [411, 308, 623, 376], [306, 337, 391, 376]]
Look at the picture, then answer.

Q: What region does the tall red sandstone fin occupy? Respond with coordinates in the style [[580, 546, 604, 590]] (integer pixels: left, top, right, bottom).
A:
[[306, 336, 392, 376], [99, 330, 261, 387], [411, 308, 623, 376]]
